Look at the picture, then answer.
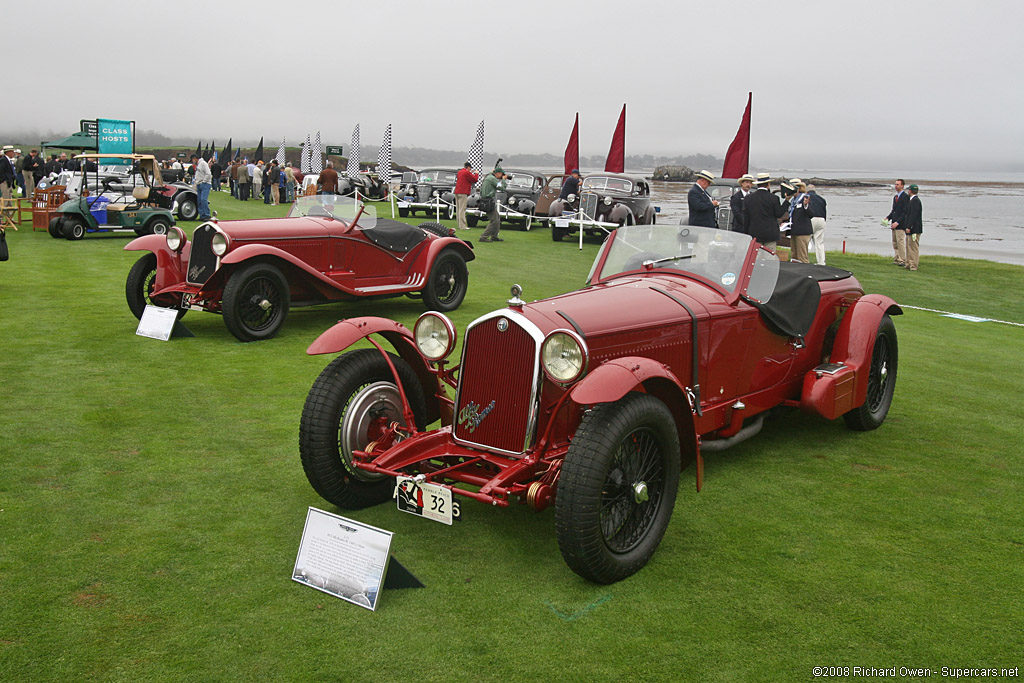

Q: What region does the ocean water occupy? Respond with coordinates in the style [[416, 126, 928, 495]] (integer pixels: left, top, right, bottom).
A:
[[650, 178, 1024, 266]]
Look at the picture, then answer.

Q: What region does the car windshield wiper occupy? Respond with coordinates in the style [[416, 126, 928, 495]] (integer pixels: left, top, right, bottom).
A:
[[643, 254, 695, 268]]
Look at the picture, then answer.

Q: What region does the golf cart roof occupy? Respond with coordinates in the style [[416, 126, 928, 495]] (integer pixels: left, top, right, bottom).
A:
[[73, 153, 157, 161]]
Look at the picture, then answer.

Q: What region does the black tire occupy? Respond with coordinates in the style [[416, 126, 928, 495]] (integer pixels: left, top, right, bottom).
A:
[[125, 252, 187, 320], [177, 196, 199, 221], [146, 217, 171, 236], [417, 221, 452, 238], [844, 314, 898, 431], [221, 263, 291, 342], [300, 348, 428, 509], [466, 214, 479, 228], [64, 216, 85, 241], [398, 207, 409, 218], [555, 393, 681, 584], [48, 217, 63, 238], [552, 226, 567, 242], [422, 250, 468, 312]]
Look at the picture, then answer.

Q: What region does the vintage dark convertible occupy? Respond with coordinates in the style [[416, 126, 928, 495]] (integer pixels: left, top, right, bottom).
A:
[[298, 225, 900, 583], [124, 197, 474, 341]]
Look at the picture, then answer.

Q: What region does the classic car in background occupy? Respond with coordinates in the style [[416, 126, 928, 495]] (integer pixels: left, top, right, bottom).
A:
[[298, 225, 901, 582], [547, 173, 656, 241], [48, 154, 178, 241], [397, 169, 458, 219], [465, 169, 560, 229], [124, 197, 474, 342]]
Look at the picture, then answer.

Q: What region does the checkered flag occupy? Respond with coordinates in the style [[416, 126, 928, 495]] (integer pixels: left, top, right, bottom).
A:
[[467, 119, 484, 187], [276, 137, 286, 166], [311, 131, 324, 174], [377, 124, 392, 186], [301, 134, 311, 174], [347, 124, 361, 179]]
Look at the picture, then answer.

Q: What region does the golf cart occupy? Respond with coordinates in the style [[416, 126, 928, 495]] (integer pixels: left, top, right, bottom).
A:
[[49, 154, 178, 241]]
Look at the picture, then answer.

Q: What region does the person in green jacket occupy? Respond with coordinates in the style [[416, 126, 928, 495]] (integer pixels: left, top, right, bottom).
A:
[[479, 165, 507, 242]]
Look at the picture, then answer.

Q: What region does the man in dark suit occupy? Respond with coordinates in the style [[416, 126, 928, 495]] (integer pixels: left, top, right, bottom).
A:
[[903, 184, 923, 271], [886, 179, 910, 266], [743, 173, 783, 249], [687, 169, 718, 227], [729, 173, 754, 232]]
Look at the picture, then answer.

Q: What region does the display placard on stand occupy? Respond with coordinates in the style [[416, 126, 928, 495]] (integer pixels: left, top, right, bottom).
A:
[[136, 305, 180, 341], [292, 507, 395, 611]]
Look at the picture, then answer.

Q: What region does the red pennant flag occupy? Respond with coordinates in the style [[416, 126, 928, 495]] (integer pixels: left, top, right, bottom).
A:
[[722, 93, 752, 179], [564, 113, 579, 175], [604, 104, 626, 173]]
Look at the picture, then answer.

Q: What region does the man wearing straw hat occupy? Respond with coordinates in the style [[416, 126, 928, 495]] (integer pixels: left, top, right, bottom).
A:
[[0, 146, 17, 224], [743, 173, 783, 249], [729, 173, 755, 232], [687, 170, 719, 228]]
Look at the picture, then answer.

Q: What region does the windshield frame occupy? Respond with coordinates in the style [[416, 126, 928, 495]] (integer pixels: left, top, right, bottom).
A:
[[586, 225, 771, 303]]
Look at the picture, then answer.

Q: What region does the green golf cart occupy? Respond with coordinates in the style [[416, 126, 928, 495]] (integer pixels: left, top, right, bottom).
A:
[[49, 154, 177, 241]]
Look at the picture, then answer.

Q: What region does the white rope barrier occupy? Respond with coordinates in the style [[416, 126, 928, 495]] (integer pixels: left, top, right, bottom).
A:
[[898, 305, 1024, 328]]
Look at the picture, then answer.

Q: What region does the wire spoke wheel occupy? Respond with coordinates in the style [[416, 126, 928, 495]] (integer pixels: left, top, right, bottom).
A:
[[238, 275, 283, 332], [422, 250, 468, 312], [556, 393, 680, 583], [222, 263, 291, 341], [844, 314, 898, 431], [599, 428, 665, 553]]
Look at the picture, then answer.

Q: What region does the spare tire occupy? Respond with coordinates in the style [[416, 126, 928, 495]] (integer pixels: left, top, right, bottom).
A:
[[417, 221, 454, 238]]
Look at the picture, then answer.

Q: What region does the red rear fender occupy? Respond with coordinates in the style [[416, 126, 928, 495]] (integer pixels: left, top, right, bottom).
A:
[[830, 295, 902, 405], [308, 317, 441, 425]]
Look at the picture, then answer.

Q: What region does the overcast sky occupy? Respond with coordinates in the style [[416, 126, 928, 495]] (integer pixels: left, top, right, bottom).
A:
[[8, 0, 1023, 170]]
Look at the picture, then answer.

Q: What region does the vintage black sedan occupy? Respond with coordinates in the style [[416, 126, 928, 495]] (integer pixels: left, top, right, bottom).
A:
[[397, 169, 458, 219], [466, 169, 549, 229], [548, 173, 656, 241]]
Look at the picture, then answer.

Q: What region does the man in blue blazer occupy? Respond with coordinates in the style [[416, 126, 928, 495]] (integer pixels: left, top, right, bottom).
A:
[[687, 169, 718, 228]]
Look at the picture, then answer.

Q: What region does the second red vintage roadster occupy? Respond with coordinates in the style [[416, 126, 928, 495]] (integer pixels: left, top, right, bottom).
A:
[[124, 197, 474, 341], [299, 225, 901, 583]]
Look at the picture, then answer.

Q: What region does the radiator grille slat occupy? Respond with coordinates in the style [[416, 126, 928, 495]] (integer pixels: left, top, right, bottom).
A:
[[186, 224, 219, 285], [453, 317, 537, 453]]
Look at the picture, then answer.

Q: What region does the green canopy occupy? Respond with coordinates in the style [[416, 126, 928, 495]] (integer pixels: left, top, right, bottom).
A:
[[42, 131, 98, 151]]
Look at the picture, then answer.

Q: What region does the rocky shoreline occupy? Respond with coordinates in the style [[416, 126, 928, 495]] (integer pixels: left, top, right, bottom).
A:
[[651, 165, 884, 187]]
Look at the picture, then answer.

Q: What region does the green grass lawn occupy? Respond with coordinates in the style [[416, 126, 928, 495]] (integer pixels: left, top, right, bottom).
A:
[[1, 194, 1022, 681]]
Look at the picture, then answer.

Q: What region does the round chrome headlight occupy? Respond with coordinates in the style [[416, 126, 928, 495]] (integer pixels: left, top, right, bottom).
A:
[[432, 190, 439, 197], [414, 312, 457, 361], [211, 231, 230, 256], [166, 226, 186, 252], [541, 330, 588, 384], [567, 193, 576, 203], [603, 196, 613, 206], [509, 196, 517, 206]]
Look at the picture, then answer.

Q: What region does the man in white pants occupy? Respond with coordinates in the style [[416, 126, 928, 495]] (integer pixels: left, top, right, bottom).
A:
[[806, 184, 827, 265]]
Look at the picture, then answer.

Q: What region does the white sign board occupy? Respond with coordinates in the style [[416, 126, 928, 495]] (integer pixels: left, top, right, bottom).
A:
[[292, 507, 394, 611], [136, 305, 179, 341]]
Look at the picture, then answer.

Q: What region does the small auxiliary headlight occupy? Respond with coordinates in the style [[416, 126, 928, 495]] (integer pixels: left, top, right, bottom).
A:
[[166, 226, 186, 252], [603, 196, 613, 206], [414, 312, 457, 361], [211, 231, 230, 256], [541, 330, 588, 384], [567, 193, 576, 203]]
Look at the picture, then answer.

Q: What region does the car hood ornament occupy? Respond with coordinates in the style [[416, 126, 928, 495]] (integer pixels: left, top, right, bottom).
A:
[[507, 283, 525, 308]]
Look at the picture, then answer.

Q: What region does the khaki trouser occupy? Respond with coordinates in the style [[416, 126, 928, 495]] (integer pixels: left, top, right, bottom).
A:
[[0, 181, 12, 223], [906, 232, 920, 270], [271, 184, 280, 205], [891, 228, 906, 264], [481, 200, 501, 240], [22, 171, 36, 199], [455, 194, 469, 230], [791, 234, 811, 263], [810, 217, 826, 264]]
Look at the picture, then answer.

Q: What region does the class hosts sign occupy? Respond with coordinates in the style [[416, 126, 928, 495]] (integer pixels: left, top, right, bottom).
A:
[[97, 118, 134, 163]]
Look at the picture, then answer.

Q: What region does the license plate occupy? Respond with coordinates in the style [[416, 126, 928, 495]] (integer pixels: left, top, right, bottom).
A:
[[397, 201, 410, 208], [554, 218, 570, 228], [394, 477, 460, 525], [181, 293, 193, 309]]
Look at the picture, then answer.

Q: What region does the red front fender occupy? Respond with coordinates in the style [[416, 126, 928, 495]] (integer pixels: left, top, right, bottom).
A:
[[307, 316, 441, 425], [831, 295, 902, 407], [124, 235, 188, 292], [569, 357, 701, 487]]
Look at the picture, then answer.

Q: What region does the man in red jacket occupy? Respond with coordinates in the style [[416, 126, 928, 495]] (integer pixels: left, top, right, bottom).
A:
[[454, 162, 478, 230]]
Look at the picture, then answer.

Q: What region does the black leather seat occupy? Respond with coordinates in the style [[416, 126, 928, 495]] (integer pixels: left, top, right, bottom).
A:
[[359, 219, 429, 253]]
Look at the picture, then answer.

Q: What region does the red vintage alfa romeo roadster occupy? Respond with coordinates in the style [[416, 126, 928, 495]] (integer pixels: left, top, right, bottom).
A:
[[124, 197, 474, 341], [299, 225, 901, 583]]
